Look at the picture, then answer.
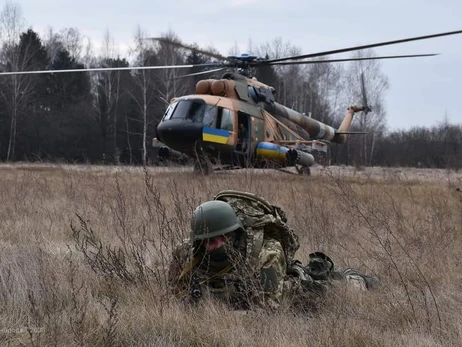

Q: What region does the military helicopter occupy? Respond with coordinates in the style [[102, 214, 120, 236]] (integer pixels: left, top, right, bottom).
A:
[[156, 64, 358, 175], [1, 30, 461, 174], [152, 30, 462, 175]]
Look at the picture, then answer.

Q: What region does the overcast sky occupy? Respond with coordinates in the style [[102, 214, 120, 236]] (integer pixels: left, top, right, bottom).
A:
[[9, 0, 462, 130]]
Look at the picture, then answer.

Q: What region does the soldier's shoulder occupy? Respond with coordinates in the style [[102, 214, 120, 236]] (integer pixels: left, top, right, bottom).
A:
[[261, 238, 284, 252], [258, 238, 286, 266]]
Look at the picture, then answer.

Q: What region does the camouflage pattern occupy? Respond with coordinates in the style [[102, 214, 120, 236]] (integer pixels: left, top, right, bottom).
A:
[[168, 191, 378, 311], [157, 73, 365, 170], [256, 239, 286, 309], [193, 73, 363, 145], [168, 235, 287, 309], [167, 238, 375, 310], [213, 190, 300, 268], [168, 243, 378, 311]]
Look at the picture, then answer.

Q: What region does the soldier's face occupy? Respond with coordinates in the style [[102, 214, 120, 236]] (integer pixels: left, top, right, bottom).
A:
[[204, 235, 227, 253]]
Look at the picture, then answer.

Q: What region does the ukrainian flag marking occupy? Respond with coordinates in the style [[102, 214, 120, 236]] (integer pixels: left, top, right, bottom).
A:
[[256, 142, 288, 161], [202, 127, 229, 144]]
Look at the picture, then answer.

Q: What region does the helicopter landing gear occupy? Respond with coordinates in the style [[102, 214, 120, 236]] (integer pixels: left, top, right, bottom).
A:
[[194, 158, 213, 175], [296, 165, 311, 176]]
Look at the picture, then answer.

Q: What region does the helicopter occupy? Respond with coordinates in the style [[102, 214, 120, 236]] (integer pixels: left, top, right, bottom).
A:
[[155, 66, 363, 175], [152, 30, 462, 175], [1, 29, 461, 174]]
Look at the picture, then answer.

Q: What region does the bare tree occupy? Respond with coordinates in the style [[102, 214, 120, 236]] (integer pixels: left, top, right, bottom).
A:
[[254, 38, 341, 123], [126, 29, 192, 166], [254, 38, 304, 107], [227, 41, 240, 56], [0, 1, 29, 161], [43, 26, 64, 63], [0, 0, 24, 45], [93, 29, 127, 163], [152, 29, 190, 104], [60, 27, 84, 61], [341, 49, 389, 166], [127, 26, 157, 166], [305, 59, 344, 125]]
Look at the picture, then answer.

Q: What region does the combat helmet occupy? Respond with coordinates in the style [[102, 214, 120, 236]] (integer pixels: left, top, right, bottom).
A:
[[191, 200, 243, 241]]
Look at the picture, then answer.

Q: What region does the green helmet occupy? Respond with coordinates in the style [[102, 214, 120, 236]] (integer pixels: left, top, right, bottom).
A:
[[191, 200, 243, 241]]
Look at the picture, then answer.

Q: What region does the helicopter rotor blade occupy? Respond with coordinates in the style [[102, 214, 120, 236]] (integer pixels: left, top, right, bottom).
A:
[[360, 72, 370, 115], [0, 63, 225, 76], [266, 53, 439, 66], [170, 67, 227, 80], [335, 131, 369, 134], [265, 30, 462, 63], [145, 37, 234, 62]]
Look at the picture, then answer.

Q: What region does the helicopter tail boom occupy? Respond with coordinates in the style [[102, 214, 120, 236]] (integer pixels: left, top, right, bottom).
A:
[[264, 102, 337, 141]]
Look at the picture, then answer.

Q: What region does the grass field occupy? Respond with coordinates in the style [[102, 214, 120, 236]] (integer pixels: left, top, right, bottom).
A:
[[0, 163, 461, 346]]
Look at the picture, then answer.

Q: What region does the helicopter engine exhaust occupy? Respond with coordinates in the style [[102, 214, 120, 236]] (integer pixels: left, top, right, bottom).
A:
[[256, 142, 314, 168], [286, 148, 315, 168]]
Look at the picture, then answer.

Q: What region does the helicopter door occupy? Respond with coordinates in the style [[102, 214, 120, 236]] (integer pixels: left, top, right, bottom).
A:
[[236, 112, 251, 153]]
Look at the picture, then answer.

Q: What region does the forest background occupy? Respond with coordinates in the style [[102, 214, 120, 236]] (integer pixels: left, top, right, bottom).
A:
[[0, 2, 460, 169]]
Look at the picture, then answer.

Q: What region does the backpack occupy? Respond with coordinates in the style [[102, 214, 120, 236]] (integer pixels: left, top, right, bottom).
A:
[[213, 190, 300, 270]]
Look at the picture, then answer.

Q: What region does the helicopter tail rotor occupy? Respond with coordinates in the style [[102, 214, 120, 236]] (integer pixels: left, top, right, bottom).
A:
[[360, 72, 371, 115]]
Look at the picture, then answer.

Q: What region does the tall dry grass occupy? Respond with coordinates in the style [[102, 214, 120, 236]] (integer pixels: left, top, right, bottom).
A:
[[0, 163, 461, 346]]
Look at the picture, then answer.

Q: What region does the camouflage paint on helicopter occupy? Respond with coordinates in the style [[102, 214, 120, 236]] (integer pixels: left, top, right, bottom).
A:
[[155, 72, 361, 173]]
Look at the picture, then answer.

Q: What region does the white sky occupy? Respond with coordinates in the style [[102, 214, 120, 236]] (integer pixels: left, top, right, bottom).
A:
[[9, 0, 462, 130]]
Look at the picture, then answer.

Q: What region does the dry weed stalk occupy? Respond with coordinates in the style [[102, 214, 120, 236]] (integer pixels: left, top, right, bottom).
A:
[[324, 172, 450, 333], [0, 164, 460, 346]]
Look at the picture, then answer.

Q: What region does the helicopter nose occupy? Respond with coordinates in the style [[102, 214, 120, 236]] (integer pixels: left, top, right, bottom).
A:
[[156, 120, 203, 152]]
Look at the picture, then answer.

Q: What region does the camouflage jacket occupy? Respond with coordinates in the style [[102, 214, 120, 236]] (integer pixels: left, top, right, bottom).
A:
[[168, 236, 287, 310]]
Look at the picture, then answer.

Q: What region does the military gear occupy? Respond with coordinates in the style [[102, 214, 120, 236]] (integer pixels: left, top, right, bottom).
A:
[[169, 191, 380, 311], [190, 274, 203, 301], [191, 200, 244, 241], [213, 190, 300, 268], [343, 268, 381, 290]]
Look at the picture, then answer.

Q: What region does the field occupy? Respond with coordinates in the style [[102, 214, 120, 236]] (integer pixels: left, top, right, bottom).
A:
[[0, 163, 461, 346]]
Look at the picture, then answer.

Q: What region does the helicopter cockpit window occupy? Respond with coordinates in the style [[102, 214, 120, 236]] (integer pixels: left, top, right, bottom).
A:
[[218, 109, 234, 131], [203, 104, 217, 126], [167, 99, 206, 122], [162, 101, 179, 121]]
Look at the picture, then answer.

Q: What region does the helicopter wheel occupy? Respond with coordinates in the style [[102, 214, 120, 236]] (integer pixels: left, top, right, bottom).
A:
[[296, 165, 311, 176], [194, 158, 213, 175]]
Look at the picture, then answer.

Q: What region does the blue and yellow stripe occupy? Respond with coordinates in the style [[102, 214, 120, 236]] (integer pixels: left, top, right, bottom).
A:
[[202, 127, 229, 144], [256, 142, 288, 161]]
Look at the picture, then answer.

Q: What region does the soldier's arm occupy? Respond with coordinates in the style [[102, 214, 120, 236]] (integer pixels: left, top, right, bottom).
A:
[[257, 239, 287, 309]]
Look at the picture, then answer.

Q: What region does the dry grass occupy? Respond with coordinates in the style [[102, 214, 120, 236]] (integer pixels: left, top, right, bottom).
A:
[[0, 163, 461, 346]]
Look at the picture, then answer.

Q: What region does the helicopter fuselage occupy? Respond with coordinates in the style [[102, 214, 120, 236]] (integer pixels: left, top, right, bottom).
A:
[[155, 74, 364, 170]]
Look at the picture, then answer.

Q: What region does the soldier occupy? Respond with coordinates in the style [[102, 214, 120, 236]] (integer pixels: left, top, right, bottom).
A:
[[168, 191, 379, 311], [237, 123, 248, 152]]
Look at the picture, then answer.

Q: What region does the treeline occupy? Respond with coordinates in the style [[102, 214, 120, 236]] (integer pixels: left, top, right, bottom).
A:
[[0, 2, 460, 169], [333, 121, 462, 169], [0, 6, 209, 165]]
